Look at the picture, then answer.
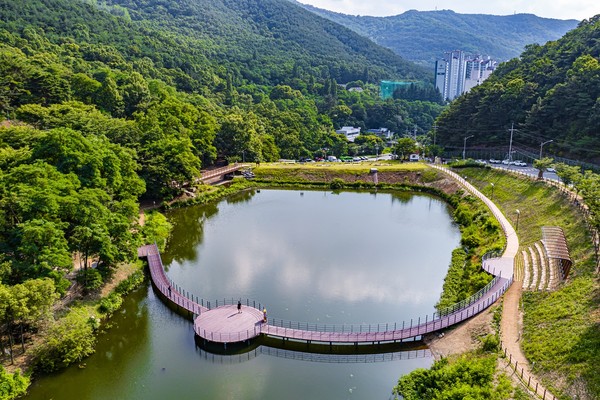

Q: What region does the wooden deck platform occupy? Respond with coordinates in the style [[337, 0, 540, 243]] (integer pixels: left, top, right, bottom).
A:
[[194, 305, 264, 343]]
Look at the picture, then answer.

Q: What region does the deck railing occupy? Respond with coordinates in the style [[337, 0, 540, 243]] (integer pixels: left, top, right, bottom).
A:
[[265, 276, 513, 337]]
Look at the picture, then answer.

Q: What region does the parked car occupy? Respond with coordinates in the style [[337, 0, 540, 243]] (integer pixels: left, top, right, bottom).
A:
[[409, 154, 420, 162], [489, 159, 500, 164], [514, 161, 527, 167]]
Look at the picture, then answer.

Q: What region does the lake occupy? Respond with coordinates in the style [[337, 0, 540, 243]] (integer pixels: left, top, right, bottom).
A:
[[26, 189, 461, 400]]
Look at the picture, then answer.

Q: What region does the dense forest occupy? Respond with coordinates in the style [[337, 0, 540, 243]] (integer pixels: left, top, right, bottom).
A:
[[0, 0, 445, 392], [0, 0, 446, 190], [435, 15, 600, 164], [296, 5, 578, 66]]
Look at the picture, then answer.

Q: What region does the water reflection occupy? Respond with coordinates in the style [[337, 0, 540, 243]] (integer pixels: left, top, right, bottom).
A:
[[163, 201, 219, 266], [196, 346, 432, 365], [164, 189, 462, 326]]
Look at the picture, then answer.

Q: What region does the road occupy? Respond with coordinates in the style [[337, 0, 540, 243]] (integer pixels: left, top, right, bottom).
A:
[[489, 163, 560, 182]]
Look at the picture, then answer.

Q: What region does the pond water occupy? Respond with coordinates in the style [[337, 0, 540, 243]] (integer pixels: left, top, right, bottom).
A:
[[26, 189, 461, 400]]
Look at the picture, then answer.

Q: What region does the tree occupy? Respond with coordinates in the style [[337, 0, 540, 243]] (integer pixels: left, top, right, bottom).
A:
[[141, 212, 172, 251], [555, 163, 583, 196], [533, 157, 554, 179], [17, 219, 72, 277], [395, 138, 417, 161], [31, 308, 97, 373]]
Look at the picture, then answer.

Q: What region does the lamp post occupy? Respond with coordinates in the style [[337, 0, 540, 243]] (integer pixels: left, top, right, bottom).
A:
[[490, 183, 494, 200], [539, 140, 553, 159], [375, 144, 379, 161], [516, 209, 521, 231], [463, 135, 474, 160]]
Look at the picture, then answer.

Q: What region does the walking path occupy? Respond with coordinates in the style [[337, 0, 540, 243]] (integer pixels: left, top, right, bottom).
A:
[[433, 165, 553, 399]]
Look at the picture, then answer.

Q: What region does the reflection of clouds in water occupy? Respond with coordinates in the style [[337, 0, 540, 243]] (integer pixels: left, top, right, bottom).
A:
[[228, 232, 435, 306], [316, 266, 431, 305], [229, 233, 311, 294], [210, 363, 271, 398]]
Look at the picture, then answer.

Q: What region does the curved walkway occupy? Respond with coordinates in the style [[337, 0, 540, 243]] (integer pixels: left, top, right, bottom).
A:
[[434, 166, 557, 399], [139, 167, 518, 344]]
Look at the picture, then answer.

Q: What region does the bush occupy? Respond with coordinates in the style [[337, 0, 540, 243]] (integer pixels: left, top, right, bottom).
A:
[[98, 292, 123, 315], [330, 178, 344, 190], [0, 366, 29, 400], [393, 354, 504, 399], [114, 270, 144, 295], [32, 309, 97, 373], [76, 268, 103, 292], [480, 334, 500, 353]]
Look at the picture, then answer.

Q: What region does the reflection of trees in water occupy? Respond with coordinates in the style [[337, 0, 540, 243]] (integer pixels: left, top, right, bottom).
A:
[[225, 189, 256, 205], [390, 191, 415, 204], [162, 202, 219, 266], [91, 286, 151, 368]]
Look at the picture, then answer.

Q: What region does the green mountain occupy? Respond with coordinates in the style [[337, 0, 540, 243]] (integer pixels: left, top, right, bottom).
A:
[[435, 15, 600, 163], [0, 0, 444, 200], [92, 0, 430, 82], [295, 5, 578, 66]]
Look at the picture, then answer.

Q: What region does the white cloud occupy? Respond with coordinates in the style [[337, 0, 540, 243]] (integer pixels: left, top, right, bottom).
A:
[[299, 0, 599, 20]]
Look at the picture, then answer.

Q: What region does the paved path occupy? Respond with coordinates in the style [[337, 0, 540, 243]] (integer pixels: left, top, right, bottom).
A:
[[434, 165, 556, 399]]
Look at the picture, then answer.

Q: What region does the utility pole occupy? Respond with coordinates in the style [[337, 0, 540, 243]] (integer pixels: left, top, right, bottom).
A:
[[463, 135, 474, 160], [432, 123, 437, 146], [508, 122, 515, 161], [413, 125, 417, 141]]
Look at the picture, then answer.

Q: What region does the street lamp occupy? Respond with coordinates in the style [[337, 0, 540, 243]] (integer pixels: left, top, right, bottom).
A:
[[515, 209, 521, 231], [375, 144, 379, 160], [490, 183, 494, 200], [539, 140, 553, 159], [463, 135, 474, 160]]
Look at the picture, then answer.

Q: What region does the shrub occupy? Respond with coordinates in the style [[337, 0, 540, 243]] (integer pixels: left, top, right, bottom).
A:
[[330, 178, 344, 190], [32, 309, 97, 373], [76, 268, 103, 292], [480, 334, 500, 353], [0, 366, 29, 400], [114, 270, 144, 296], [98, 293, 123, 315]]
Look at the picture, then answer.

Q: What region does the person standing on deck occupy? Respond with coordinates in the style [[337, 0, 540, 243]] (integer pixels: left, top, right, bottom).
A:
[[237, 300, 242, 314]]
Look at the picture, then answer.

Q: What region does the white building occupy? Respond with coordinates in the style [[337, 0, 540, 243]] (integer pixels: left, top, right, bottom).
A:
[[435, 51, 497, 101], [336, 126, 361, 142]]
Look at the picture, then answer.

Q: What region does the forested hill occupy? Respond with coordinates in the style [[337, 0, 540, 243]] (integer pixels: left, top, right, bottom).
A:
[[0, 0, 444, 199], [86, 0, 429, 83], [435, 15, 600, 164], [295, 4, 578, 66], [0, 0, 445, 382]]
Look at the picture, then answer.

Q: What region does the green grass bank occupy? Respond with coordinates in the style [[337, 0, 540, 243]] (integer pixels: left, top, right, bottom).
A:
[[456, 166, 599, 399]]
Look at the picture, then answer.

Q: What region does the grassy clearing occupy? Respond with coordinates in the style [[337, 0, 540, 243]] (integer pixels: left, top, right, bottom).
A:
[[457, 167, 599, 399]]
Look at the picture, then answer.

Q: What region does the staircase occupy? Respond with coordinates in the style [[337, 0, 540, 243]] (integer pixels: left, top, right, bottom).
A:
[[517, 241, 558, 291]]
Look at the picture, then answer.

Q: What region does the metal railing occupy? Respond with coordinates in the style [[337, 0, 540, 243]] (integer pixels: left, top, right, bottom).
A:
[[265, 276, 513, 338]]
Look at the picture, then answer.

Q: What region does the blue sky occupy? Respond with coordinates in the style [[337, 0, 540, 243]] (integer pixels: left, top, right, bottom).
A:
[[298, 0, 599, 20]]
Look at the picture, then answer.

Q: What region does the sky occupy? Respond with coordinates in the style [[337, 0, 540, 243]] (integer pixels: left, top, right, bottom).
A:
[[297, 0, 599, 21]]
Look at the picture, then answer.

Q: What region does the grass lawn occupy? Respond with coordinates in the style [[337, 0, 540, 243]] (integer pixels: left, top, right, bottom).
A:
[[456, 167, 599, 399]]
